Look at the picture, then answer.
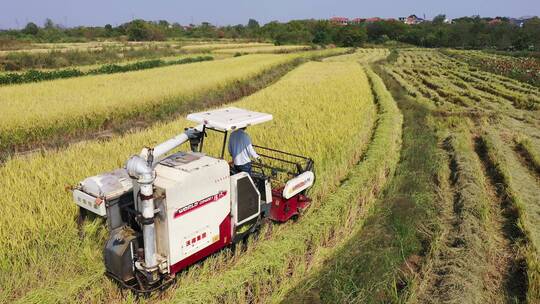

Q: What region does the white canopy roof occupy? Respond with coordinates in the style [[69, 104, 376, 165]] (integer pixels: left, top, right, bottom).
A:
[[186, 107, 273, 131]]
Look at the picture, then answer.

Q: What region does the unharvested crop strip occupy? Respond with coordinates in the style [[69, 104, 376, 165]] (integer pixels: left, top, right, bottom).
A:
[[277, 66, 404, 303]]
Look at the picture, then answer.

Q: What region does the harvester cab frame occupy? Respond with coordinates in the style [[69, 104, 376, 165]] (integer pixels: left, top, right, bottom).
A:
[[187, 108, 314, 191], [72, 107, 315, 294]]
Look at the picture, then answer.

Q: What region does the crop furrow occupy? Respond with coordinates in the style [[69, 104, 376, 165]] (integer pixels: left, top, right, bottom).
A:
[[417, 134, 490, 304], [479, 129, 540, 302], [474, 136, 527, 303], [514, 138, 540, 179]]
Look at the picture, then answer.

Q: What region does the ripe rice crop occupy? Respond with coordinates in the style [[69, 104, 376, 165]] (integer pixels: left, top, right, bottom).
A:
[[323, 48, 389, 63], [0, 54, 294, 151], [0, 60, 377, 302], [181, 42, 273, 52], [213, 45, 311, 54], [0, 49, 348, 153]]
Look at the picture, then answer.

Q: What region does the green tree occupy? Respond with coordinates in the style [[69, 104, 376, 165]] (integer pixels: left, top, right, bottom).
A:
[[22, 22, 39, 35], [312, 21, 332, 45], [247, 19, 260, 29], [126, 19, 164, 41], [158, 20, 169, 28], [336, 25, 367, 47], [433, 14, 446, 25], [522, 17, 540, 50], [44, 18, 55, 29]]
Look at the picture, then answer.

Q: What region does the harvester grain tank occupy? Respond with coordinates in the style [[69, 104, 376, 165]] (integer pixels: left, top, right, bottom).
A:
[[72, 107, 315, 292]]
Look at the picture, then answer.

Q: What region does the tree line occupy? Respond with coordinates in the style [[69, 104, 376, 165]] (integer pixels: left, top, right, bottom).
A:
[[1, 15, 539, 51]]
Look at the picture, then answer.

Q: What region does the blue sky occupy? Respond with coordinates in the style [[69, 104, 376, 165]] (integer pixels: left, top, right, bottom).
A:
[[1, 0, 539, 29]]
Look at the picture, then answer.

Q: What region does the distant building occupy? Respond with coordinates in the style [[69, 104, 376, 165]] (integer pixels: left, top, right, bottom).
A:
[[509, 16, 536, 27], [350, 18, 365, 24], [400, 15, 425, 25], [407, 15, 425, 25], [365, 17, 382, 23], [329, 16, 397, 25], [330, 17, 349, 25], [489, 18, 503, 25]]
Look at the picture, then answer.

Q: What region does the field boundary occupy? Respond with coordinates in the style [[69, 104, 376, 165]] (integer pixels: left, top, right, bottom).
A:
[[0, 55, 214, 86]]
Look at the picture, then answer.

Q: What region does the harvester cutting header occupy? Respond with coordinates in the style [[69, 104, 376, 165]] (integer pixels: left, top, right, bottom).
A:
[[72, 107, 315, 292]]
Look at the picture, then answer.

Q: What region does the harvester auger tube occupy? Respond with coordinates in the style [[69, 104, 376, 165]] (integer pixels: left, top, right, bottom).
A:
[[71, 107, 315, 294], [126, 155, 160, 283]]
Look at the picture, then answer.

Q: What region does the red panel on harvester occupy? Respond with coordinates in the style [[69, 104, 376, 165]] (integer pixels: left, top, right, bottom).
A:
[[269, 188, 311, 222], [170, 215, 232, 274]]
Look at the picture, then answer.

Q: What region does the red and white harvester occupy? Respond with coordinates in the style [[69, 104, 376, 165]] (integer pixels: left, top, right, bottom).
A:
[[72, 107, 315, 292]]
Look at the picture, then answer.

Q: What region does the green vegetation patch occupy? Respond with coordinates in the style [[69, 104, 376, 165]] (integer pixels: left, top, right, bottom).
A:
[[0, 55, 213, 85]]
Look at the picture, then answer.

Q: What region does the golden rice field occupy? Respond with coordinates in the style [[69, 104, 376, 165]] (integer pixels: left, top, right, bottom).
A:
[[2, 53, 218, 74], [0, 48, 347, 153], [323, 48, 389, 63], [0, 40, 245, 54], [180, 42, 273, 52], [1, 45, 539, 304], [0, 40, 185, 52], [212, 45, 311, 54], [0, 53, 293, 151], [0, 51, 392, 303], [0, 41, 185, 56]]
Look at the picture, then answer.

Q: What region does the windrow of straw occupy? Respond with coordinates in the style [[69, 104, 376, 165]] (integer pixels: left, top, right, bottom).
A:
[[479, 129, 540, 303], [383, 49, 536, 303], [414, 128, 498, 303]]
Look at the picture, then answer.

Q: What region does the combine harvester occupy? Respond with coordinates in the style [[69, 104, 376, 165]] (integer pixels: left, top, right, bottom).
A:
[[72, 107, 315, 293]]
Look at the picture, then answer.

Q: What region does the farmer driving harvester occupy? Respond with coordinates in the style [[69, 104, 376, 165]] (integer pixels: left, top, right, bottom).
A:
[[228, 127, 261, 175]]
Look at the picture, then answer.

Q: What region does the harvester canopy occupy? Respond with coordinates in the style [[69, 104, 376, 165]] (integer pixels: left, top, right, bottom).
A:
[[187, 107, 273, 131]]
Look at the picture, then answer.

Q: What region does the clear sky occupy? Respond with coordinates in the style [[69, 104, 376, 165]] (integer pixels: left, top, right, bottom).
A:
[[1, 0, 539, 29]]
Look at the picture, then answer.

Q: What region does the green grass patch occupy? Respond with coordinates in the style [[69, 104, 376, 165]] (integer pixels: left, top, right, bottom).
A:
[[0, 55, 213, 85]]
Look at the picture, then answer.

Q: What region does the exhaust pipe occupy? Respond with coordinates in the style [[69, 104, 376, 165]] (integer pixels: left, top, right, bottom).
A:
[[126, 156, 158, 270]]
